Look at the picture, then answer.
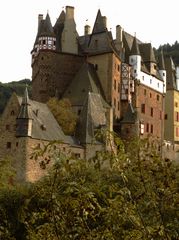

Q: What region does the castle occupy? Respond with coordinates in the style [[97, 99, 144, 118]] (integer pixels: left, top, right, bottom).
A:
[[0, 6, 179, 182]]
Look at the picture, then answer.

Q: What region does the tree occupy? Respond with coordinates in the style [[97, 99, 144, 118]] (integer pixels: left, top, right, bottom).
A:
[[47, 98, 78, 135], [0, 136, 179, 239]]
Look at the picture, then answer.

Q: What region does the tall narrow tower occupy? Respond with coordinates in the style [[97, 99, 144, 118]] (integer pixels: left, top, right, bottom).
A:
[[16, 87, 33, 137], [129, 37, 141, 80]]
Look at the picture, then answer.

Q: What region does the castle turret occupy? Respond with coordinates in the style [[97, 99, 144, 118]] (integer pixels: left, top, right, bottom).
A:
[[129, 36, 141, 80], [158, 50, 166, 93], [16, 87, 33, 137], [115, 25, 123, 50], [31, 13, 56, 63], [61, 6, 78, 54]]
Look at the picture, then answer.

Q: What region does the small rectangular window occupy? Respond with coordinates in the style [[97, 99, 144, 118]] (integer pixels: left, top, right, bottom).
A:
[[151, 108, 153, 117], [141, 104, 145, 113], [7, 142, 11, 149], [151, 124, 153, 133], [175, 112, 179, 122], [114, 79, 116, 90], [176, 127, 179, 137], [146, 123, 149, 132]]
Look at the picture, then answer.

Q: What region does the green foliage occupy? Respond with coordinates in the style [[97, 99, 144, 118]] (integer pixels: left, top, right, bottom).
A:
[[156, 41, 179, 65], [47, 97, 78, 135], [0, 158, 16, 189], [0, 79, 31, 114], [0, 136, 179, 239]]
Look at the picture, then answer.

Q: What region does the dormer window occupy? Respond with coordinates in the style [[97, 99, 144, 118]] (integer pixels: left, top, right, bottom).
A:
[[41, 124, 46, 131]]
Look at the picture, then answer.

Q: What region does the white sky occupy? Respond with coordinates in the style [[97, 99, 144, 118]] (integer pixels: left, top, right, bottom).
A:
[[0, 0, 178, 83]]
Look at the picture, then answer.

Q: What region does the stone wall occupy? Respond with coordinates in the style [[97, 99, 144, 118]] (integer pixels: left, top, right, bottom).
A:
[[32, 50, 84, 102], [133, 83, 164, 139], [88, 52, 121, 119]]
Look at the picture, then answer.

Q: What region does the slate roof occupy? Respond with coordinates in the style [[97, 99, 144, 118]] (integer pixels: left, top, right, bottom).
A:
[[139, 43, 156, 63], [53, 10, 65, 51], [34, 13, 55, 45], [79, 10, 120, 56], [130, 36, 140, 56], [16, 89, 71, 142], [158, 50, 166, 70], [165, 56, 177, 90], [76, 92, 106, 144], [63, 62, 107, 107], [121, 102, 137, 123], [18, 87, 31, 119], [91, 9, 107, 34]]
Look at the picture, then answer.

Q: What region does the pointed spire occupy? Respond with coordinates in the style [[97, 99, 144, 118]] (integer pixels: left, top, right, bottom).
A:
[[92, 9, 107, 34], [130, 36, 140, 56], [158, 49, 165, 70], [43, 12, 54, 35], [122, 102, 137, 123], [18, 86, 31, 119], [149, 43, 156, 63], [54, 10, 65, 30]]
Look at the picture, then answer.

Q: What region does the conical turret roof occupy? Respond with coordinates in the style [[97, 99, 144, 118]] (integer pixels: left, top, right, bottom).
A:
[[158, 50, 165, 70], [18, 86, 31, 119], [130, 36, 140, 56]]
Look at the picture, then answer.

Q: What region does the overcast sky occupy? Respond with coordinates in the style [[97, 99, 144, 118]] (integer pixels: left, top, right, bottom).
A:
[[0, 0, 178, 83]]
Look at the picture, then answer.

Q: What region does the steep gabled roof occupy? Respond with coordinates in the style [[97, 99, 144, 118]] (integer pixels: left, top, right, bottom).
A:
[[40, 13, 54, 36], [34, 13, 55, 45], [165, 56, 177, 90], [158, 50, 165, 70], [17, 94, 69, 142], [139, 43, 156, 63], [76, 92, 106, 144], [63, 62, 106, 106], [53, 10, 65, 51], [18, 87, 31, 119], [121, 102, 137, 123], [92, 9, 107, 34], [130, 36, 140, 56]]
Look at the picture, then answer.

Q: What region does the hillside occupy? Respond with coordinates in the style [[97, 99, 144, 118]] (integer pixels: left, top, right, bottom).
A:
[[156, 41, 179, 65], [0, 79, 31, 114]]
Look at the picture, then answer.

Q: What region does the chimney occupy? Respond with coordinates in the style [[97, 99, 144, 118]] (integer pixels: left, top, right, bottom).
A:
[[116, 25, 123, 43], [102, 16, 107, 28], [38, 14, 43, 29], [66, 6, 74, 19], [84, 25, 91, 35]]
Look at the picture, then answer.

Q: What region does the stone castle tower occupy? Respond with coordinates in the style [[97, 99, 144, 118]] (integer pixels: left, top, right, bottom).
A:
[[31, 6, 84, 103]]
